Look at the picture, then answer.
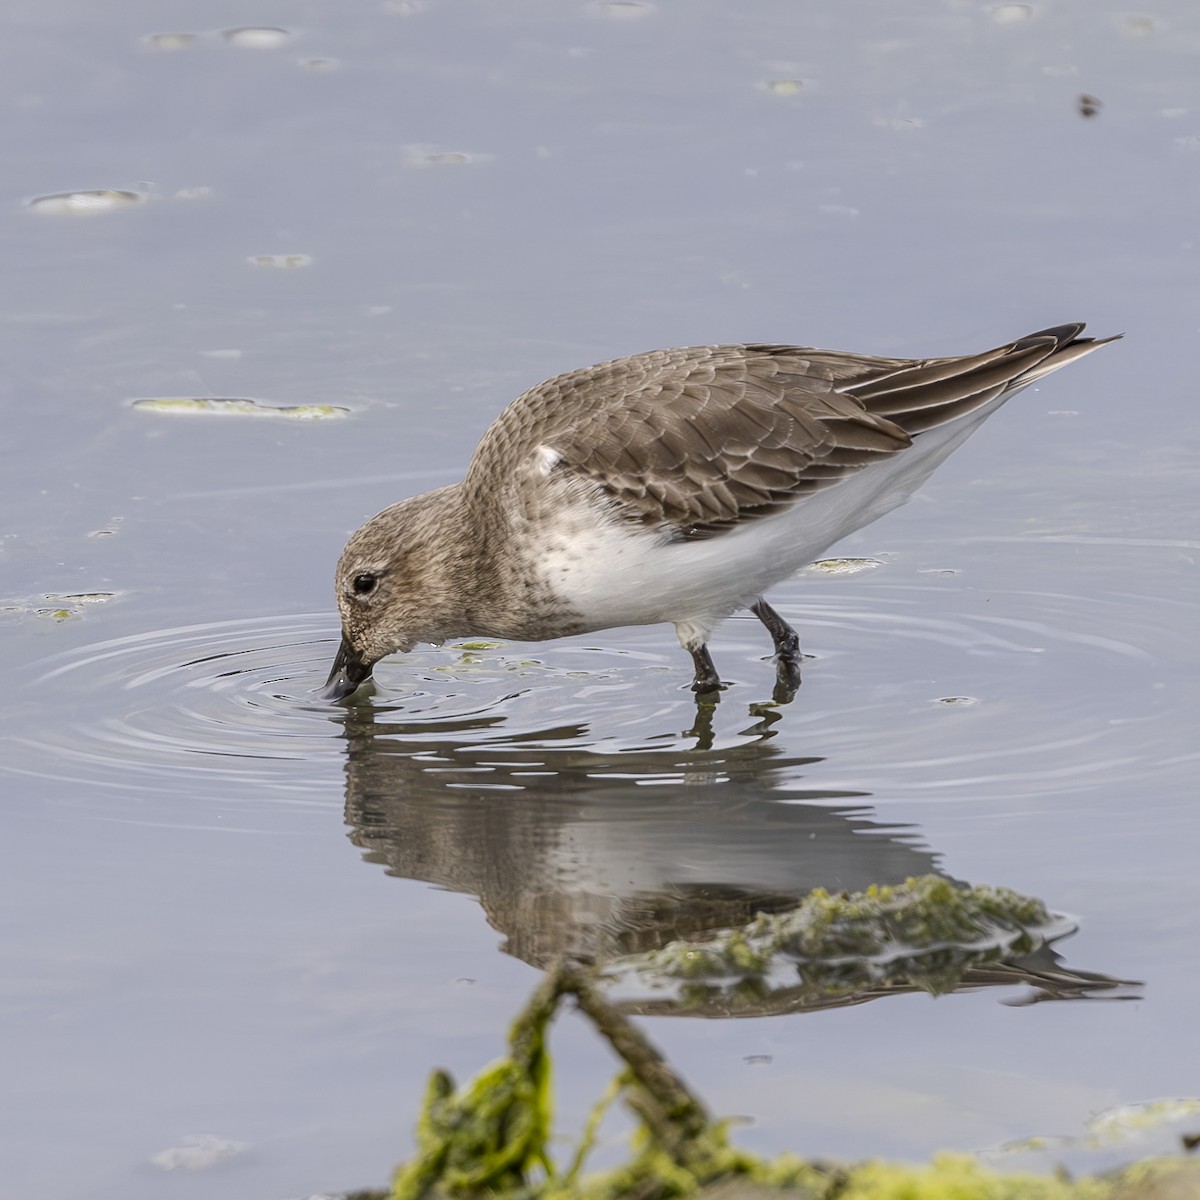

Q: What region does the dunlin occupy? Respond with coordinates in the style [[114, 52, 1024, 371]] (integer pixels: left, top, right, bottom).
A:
[[325, 324, 1115, 701]]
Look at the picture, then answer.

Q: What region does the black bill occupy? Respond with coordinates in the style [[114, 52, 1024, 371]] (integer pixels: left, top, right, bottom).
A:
[[323, 635, 373, 701]]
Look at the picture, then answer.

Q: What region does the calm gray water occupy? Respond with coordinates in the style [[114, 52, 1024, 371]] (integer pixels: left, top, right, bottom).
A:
[[2, 2, 1198, 1197]]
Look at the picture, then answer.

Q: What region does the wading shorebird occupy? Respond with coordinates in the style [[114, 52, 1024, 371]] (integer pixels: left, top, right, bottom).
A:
[[325, 323, 1116, 702]]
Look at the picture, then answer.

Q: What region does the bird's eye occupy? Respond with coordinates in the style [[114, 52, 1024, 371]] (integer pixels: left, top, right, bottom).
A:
[[352, 572, 378, 596]]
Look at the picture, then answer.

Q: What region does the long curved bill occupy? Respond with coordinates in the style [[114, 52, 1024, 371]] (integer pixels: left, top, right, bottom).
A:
[[323, 636, 373, 701]]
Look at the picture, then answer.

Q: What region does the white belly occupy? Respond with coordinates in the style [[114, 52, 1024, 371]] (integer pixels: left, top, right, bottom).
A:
[[536, 396, 1005, 641]]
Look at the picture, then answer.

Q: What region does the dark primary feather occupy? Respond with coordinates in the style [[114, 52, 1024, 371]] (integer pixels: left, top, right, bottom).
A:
[[465, 324, 1109, 539]]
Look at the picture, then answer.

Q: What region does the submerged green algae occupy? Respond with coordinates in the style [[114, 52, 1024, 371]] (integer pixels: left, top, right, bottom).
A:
[[387, 964, 832, 1200], [352, 877, 1173, 1200], [376, 960, 1193, 1200]]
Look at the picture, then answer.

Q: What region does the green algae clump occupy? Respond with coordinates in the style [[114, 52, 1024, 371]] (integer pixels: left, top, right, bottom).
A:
[[380, 962, 1195, 1200], [837, 1154, 1106, 1200], [369, 879, 1167, 1200], [387, 965, 832, 1200], [613, 876, 1064, 1009]]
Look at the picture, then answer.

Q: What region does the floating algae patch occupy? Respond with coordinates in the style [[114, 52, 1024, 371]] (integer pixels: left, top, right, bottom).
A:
[[150, 1132, 249, 1171], [29, 189, 143, 215], [986, 1099, 1200, 1176], [3, 592, 117, 622], [445, 640, 507, 667], [401, 144, 493, 167], [803, 557, 884, 576], [130, 396, 348, 420], [589, 1, 656, 18], [45, 592, 116, 607], [248, 253, 313, 268], [1088, 1100, 1200, 1148], [603, 876, 1078, 1013], [140, 32, 197, 51], [762, 79, 805, 96]]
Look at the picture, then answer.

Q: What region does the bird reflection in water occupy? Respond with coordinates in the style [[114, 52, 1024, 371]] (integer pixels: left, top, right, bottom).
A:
[[334, 703, 1137, 1017]]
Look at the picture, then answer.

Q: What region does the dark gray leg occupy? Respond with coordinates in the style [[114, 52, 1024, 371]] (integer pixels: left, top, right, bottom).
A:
[[687, 643, 723, 695], [751, 598, 802, 694]]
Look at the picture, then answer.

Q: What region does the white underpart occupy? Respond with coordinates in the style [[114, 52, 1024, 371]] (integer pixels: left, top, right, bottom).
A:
[[535, 393, 1011, 648]]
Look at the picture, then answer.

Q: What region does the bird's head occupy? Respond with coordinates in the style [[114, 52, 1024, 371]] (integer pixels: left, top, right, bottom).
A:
[[323, 505, 423, 700], [323, 489, 465, 701]]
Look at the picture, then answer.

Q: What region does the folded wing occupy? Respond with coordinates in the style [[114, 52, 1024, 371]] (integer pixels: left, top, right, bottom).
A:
[[468, 324, 1113, 539]]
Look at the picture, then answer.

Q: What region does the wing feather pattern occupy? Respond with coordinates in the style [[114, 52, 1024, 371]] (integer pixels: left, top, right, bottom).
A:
[[465, 325, 1113, 539]]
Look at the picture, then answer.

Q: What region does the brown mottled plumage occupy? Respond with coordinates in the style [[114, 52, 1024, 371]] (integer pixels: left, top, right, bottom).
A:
[[325, 324, 1116, 701]]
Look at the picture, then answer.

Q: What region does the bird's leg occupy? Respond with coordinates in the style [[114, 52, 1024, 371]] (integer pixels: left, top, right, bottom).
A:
[[751, 598, 802, 696], [687, 643, 723, 696]]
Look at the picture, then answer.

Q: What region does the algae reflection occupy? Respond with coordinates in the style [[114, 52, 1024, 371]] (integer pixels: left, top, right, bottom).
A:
[[333, 703, 1133, 1012]]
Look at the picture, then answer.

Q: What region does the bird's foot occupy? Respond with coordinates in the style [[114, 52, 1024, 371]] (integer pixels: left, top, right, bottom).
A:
[[751, 598, 802, 702], [688, 644, 724, 697]]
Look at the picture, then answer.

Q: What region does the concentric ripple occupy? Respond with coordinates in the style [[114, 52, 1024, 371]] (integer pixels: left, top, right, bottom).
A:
[[755, 582, 1198, 802], [5, 615, 345, 800], [3, 579, 1195, 809], [2, 613, 687, 801]]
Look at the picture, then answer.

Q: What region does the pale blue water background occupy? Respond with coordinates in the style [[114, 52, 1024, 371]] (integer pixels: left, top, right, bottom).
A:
[[1, 2, 1198, 1197]]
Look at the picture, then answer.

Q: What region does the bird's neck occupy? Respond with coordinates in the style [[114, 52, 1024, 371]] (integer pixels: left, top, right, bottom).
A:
[[400, 483, 530, 641]]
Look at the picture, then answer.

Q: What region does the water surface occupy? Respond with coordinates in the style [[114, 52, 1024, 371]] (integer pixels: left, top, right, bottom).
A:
[[2, 3, 1198, 1197]]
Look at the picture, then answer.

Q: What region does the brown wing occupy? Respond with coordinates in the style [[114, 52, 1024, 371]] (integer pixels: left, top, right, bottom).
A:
[[466, 325, 1109, 539]]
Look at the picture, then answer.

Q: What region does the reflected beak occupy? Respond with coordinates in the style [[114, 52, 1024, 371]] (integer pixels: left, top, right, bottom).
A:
[[323, 635, 373, 701]]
